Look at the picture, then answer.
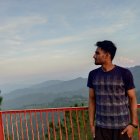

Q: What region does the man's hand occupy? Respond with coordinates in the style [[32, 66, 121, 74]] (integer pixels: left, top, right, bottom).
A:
[[90, 125, 95, 138], [121, 125, 135, 138]]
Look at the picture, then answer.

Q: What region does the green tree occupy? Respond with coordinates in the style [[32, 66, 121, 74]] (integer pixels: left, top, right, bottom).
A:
[[0, 90, 3, 110]]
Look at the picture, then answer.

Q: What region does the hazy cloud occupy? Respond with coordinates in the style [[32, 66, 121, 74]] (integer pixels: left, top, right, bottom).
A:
[[114, 56, 135, 66], [0, 0, 140, 88]]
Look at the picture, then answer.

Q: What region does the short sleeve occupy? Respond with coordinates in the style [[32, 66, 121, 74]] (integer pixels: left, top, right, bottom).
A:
[[123, 69, 135, 90], [87, 71, 93, 88]]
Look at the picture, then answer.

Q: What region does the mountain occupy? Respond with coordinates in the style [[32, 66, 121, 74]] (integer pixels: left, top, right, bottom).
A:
[[129, 65, 140, 90], [128, 66, 140, 102], [2, 77, 88, 110], [2, 80, 63, 101], [1, 66, 140, 110]]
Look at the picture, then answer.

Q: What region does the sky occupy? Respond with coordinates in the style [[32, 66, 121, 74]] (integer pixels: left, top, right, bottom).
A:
[[0, 0, 140, 93]]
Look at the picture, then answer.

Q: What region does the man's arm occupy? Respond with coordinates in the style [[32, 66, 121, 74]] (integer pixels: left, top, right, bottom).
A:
[[121, 88, 138, 138], [88, 88, 96, 136], [128, 88, 138, 126]]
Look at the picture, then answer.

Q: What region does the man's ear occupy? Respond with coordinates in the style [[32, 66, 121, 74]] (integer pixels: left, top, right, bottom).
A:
[[106, 52, 111, 59]]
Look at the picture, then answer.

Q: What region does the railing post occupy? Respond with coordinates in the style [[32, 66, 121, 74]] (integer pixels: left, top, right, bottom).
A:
[[0, 111, 4, 140], [138, 116, 140, 140]]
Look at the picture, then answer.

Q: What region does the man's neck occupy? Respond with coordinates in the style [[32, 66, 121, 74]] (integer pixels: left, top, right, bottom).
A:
[[101, 63, 115, 72]]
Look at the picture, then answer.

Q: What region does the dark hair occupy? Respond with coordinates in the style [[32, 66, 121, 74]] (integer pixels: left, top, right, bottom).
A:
[[95, 40, 117, 60]]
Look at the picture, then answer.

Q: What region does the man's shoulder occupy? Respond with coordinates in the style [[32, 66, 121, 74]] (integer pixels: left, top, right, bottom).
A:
[[116, 65, 131, 73], [89, 67, 101, 74]]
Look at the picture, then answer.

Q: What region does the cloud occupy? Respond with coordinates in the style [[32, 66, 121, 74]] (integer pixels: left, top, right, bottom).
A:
[[38, 35, 83, 47], [114, 56, 135, 66], [0, 15, 47, 31], [0, 16, 135, 60], [0, 15, 48, 54], [0, 2, 139, 61], [0, 16, 47, 46]]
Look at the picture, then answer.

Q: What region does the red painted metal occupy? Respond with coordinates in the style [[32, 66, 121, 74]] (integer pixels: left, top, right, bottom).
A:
[[57, 111, 62, 140], [34, 110, 40, 140], [0, 112, 4, 140], [40, 111, 45, 140], [10, 113, 14, 140], [76, 110, 81, 140], [19, 113, 24, 140], [0, 105, 139, 140], [5, 114, 10, 140], [29, 111, 34, 140], [63, 111, 68, 140], [82, 109, 88, 140], [70, 110, 74, 140], [24, 111, 29, 140], [52, 111, 56, 140], [46, 111, 51, 140], [15, 113, 19, 140]]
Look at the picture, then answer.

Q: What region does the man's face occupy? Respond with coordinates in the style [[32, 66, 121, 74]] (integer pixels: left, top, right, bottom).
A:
[[93, 47, 107, 65]]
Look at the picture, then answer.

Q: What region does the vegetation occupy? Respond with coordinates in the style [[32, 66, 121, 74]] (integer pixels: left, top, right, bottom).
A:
[[0, 96, 2, 106], [22, 95, 88, 109], [0, 90, 3, 110], [136, 90, 140, 103], [45, 103, 92, 140]]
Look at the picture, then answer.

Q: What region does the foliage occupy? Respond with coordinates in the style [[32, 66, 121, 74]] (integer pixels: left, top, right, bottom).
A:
[[0, 90, 3, 110], [0, 96, 2, 105]]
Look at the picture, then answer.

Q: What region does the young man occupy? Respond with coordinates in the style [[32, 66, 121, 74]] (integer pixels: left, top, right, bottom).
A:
[[87, 40, 138, 140]]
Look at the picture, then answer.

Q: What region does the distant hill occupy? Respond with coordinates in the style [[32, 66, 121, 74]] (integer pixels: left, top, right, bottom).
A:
[[129, 66, 140, 102], [22, 95, 88, 109], [1, 66, 140, 110], [2, 77, 88, 110], [129, 65, 140, 90]]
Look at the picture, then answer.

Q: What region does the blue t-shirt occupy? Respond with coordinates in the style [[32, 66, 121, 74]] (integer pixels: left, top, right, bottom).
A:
[[87, 65, 135, 129]]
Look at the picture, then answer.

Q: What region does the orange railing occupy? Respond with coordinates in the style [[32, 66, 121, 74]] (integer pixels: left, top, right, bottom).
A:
[[0, 107, 92, 140], [0, 105, 140, 140], [138, 104, 140, 140]]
